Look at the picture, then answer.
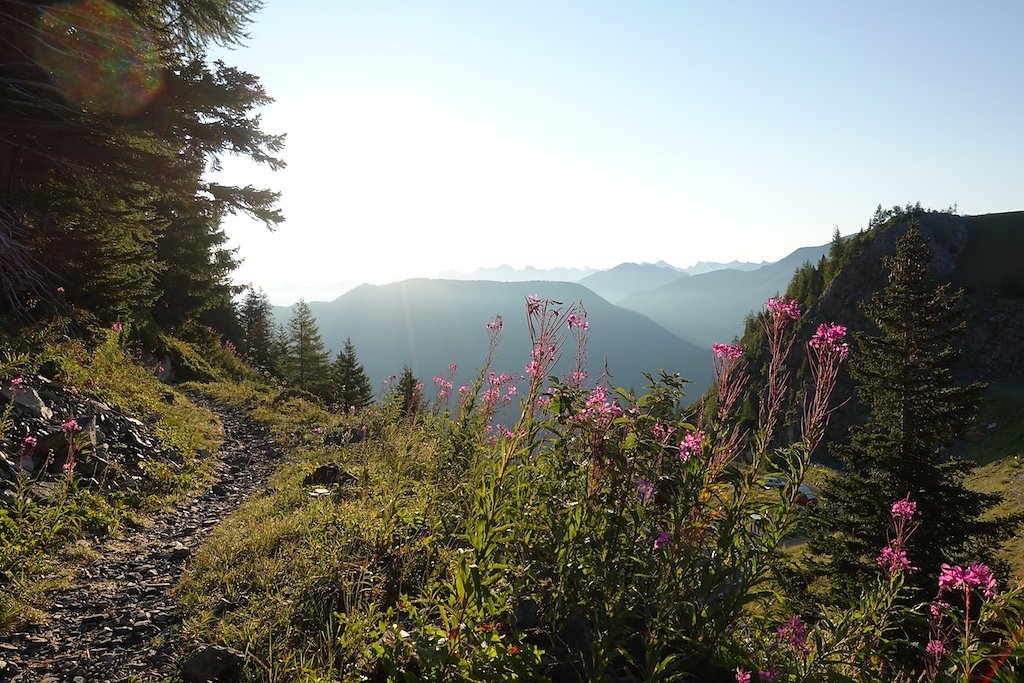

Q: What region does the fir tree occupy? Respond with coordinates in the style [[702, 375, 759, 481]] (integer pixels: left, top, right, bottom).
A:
[[239, 287, 275, 371], [808, 225, 1017, 599], [283, 300, 331, 398], [330, 338, 374, 410], [394, 365, 423, 418]]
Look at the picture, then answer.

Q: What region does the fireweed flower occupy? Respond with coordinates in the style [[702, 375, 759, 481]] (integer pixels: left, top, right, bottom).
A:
[[809, 322, 850, 359], [486, 315, 503, 331], [776, 615, 809, 653], [636, 478, 656, 503], [23, 436, 37, 448], [891, 497, 917, 519], [566, 312, 589, 330], [111, 322, 123, 332], [679, 430, 705, 462], [965, 563, 997, 599], [62, 419, 81, 434], [712, 342, 744, 360], [653, 529, 671, 550], [939, 563, 967, 592], [877, 546, 915, 574], [734, 668, 751, 683], [766, 296, 801, 320], [926, 639, 945, 657]]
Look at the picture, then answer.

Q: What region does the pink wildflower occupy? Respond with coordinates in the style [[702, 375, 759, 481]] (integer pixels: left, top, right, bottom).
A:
[[56, 286, 65, 294], [712, 342, 744, 360], [566, 312, 589, 330], [939, 563, 967, 592], [486, 315, 503, 331], [10, 376, 24, 388], [111, 322, 123, 332], [877, 546, 915, 574], [62, 419, 81, 434], [809, 322, 849, 358], [448, 363, 458, 375], [766, 296, 801, 320], [929, 600, 949, 619], [679, 430, 704, 462], [734, 668, 751, 683], [965, 563, 997, 599], [926, 639, 945, 657], [526, 295, 541, 316], [23, 436, 37, 448], [636, 478, 656, 503], [777, 615, 809, 653], [891, 496, 917, 519]]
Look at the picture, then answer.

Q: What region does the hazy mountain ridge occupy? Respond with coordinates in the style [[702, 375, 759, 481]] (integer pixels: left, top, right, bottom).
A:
[[272, 279, 715, 397], [615, 244, 832, 348]]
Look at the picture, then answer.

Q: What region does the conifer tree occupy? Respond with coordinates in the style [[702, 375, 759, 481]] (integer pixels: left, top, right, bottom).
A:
[[330, 338, 374, 410], [239, 287, 274, 371], [283, 300, 330, 398], [808, 225, 1016, 598], [394, 365, 423, 418]]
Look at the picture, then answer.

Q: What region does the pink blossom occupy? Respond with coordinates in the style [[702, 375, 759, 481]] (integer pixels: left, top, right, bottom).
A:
[[929, 600, 949, 619], [712, 342, 744, 360], [891, 496, 917, 519], [766, 296, 801, 320], [56, 286, 65, 294], [877, 545, 915, 574], [566, 313, 589, 330], [734, 668, 751, 683], [111, 322, 123, 332], [10, 376, 24, 391], [809, 322, 849, 358], [965, 563, 997, 599], [926, 639, 945, 657], [448, 363, 458, 375], [939, 563, 967, 592], [526, 295, 541, 316], [312, 426, 324, 434], [636, 478, 656, 503], [776, 615, 809, 653], [62, 419, 81, 434], [23, 436, 37, 448], [679, 430, 705, 462], [486, 315, 503, 331]]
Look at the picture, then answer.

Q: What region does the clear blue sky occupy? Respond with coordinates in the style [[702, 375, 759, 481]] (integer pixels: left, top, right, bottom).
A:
[[211, 1, 1024, 303]]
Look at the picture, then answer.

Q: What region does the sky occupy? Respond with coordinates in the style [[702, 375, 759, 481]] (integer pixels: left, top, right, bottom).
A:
[[208, 1, 1024, 304]]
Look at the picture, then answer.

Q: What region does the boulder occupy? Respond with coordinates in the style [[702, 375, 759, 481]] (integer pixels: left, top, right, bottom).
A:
[[183, 644, 244, 682], [0, 385, 53, 420]]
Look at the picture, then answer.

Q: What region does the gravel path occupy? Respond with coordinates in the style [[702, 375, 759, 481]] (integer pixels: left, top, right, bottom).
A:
[[0, 403, 282, 682]]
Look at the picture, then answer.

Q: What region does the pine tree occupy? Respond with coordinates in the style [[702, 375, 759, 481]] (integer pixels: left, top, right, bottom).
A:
[[239, 287, 274, 371], [394, 365, 423, 418], [808, 225, 1017, 599], [330, 338, 374, 410], [283, 300, 331, 398]]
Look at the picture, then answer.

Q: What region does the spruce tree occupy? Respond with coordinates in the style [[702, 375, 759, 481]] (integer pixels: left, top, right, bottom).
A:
[[330, 338, 374, 410], [283, 300, 331, 398], [239, 287, 274, 371], [808, 225, 1015, 599], [394, 365, 423, 418]]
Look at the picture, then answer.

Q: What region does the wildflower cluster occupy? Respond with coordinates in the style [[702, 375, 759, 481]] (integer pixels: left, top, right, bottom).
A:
[[809, 322, 850, 359], [712, 342, 744, 360], [876, 495, 919, 576], [678, 429, 704, 462]]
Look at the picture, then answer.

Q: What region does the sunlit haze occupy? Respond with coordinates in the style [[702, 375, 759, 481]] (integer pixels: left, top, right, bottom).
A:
[[209, 2, 1024, 304]]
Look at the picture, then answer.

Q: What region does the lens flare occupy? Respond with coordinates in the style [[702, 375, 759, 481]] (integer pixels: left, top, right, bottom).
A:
[[35, 0, 162, 117]]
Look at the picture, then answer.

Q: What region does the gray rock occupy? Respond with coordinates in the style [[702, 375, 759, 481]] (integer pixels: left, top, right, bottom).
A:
[[1, 385, 53, 420], [183, 644, 244, 682]]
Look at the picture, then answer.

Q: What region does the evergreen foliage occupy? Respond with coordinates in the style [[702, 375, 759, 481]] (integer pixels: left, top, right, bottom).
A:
[[238, 287, 275, 371], [807, 225, 1019, 599], [0, 0, 282, 331], [394, 365, 423, 417], [330, 338, 374, 409], [282, 300, 330, 398]]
